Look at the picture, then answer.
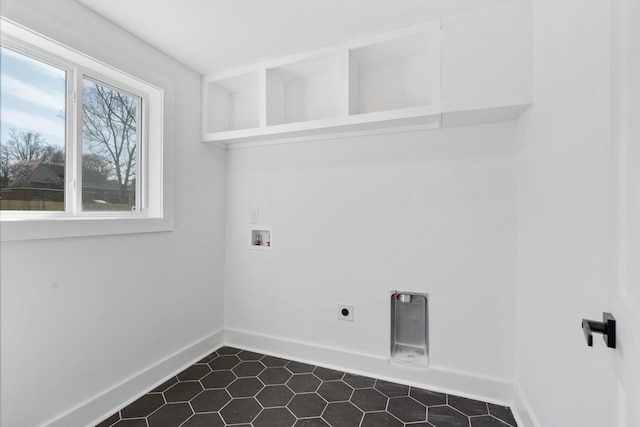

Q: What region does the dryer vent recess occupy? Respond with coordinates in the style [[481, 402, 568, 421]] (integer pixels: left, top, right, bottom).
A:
[[390, 291, 428, 366]]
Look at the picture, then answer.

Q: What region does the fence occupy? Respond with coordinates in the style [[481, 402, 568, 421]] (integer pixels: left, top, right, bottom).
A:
[[1, 200, 133, 211]]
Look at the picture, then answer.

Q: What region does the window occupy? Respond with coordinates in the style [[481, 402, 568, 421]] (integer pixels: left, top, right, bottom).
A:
[[0, 46, 67, 212], [0, 18, 171, 241]]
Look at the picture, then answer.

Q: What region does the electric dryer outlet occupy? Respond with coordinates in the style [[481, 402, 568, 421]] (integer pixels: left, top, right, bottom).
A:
[[337, 304, 354, 321]]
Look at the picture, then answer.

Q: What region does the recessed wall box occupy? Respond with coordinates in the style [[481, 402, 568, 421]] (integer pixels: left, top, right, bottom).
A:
[[249, 226, 273, 250], [390, 291, 428, 366]]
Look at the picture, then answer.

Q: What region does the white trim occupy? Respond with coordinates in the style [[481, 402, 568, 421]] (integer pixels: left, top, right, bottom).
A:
[[42, 328, 527, 427], [511, 383, 540, 427], [224, 327, 515, 405], [46, 330, 224, 427]]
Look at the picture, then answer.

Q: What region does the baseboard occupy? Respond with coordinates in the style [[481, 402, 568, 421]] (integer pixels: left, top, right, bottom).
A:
[[225, 327, 515, 406], [45, 328, 526, 427], [46, 329, 224, 427], [512, 383, 539, 427]]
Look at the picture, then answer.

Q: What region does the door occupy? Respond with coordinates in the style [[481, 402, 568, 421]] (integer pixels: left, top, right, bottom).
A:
[[610, 0, 640, 425]]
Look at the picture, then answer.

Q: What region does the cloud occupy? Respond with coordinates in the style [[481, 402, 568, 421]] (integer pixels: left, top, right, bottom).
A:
[[1, 46, 67, 80], [1, 74, 66, 112], [1, 107, 66, 147]]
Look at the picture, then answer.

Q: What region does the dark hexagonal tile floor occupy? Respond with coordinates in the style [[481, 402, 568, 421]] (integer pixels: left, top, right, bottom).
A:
[[95, 347, 518, 427]]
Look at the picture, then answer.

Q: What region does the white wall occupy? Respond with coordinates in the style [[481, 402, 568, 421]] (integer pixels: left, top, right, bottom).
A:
[[515, 0, 611, 425], [0, 1, 226, 426], [225, 123, 518, 400]]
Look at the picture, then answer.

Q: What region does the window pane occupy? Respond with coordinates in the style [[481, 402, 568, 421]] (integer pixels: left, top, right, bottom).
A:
[[0, 46, 67, 211], [82, 77, 140, 211]]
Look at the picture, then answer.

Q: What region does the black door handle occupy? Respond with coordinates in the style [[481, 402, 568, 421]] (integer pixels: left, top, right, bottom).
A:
[[582, 312, 616, 348]]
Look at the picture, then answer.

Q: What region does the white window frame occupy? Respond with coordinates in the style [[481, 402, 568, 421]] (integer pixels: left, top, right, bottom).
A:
[[0, 18, 173, 241]]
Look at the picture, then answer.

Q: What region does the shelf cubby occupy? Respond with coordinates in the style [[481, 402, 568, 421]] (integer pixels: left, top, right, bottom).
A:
[[203, 71, 260, 134], [266, 53, 342, 126], [348, 30, 440, 115], [200, 8, 531, 147]]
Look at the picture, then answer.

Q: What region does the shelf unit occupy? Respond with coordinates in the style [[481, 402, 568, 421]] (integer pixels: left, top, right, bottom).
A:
[[201, 1, 532, 147], [202, 21, 442, 146]]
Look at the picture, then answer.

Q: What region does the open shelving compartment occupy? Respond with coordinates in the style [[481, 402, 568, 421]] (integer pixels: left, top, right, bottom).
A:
[[202, 70, 260, 137], [266, 53, 342, 126], [201, 20, 444, 145], [348, 27, 441, 116]]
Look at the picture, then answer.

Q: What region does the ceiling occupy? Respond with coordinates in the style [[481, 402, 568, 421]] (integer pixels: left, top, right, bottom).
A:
[[76, 0, 505, 76]]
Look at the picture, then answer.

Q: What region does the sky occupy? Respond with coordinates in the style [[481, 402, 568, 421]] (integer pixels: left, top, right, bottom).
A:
[[0, 45, 67, 149]]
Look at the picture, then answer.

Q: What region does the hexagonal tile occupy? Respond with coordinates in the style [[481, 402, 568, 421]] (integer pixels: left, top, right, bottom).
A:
[[177, 364, 211, 381], [256, 385, 295, 407], [361, 411, 404, 427], [322, 401, 363, 427], [198, 351, 218, 364], [232, 360, 265, 377], [428, 405, 470, 427], [387, 396, 427, 422], [286, 361, 315, 373], [96, 413, 119, 427], [238, 350, 264, 361], [112, 419, 148, 427], [201, 370, 236, 389], [294, 419, 330, 427], [470, 415, 512, 427], [253, 407, 296, 427], [150, 376, 178, 393], [342, 373, 376, 389], [287, 393, 327, 418], [216, 347, 242, 355], [374, 380, 409, 397], [147, 403, 192, 427], [190, 389, 231, 412], [181, 412, 225, 427], [488, 403, 517, 425], [448, 395, 489, 416], [350, 388, 388, 412], [410, 387, 447, 406], [287, 373, 321, 393], [208, 355, 241, 370], [120, 393, 164, 418], [164, 381, 203, 402], [219, 397, 261, 424], [227, 377, 264, 397], [259, 367, 293, 385], [313, 366, 343, 381], [317, 381, 353, 402], [261, 355, 289, 367], [294, 418, 330, 427]]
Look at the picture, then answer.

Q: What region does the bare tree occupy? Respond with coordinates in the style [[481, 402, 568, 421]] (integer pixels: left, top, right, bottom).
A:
[[82, 153, 111, 184], [41, 144, 65, 165], [0, 144, 10, 188], [1, 129, 65, 189], [6, 129, 47, 162], [82, 80, 138, 204]]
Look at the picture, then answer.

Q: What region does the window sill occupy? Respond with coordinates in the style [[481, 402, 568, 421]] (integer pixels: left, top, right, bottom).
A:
[[0, 216, 173, 242]]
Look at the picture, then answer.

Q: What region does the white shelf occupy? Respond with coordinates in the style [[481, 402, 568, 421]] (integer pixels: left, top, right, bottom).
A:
[[266, 53, 342, 125], [201, 3, 532, 147], [202, 21, 442, 146], [348, 30, 440, 115], [203, 71, 259, 135]]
